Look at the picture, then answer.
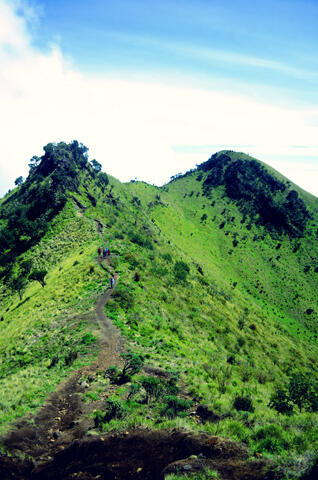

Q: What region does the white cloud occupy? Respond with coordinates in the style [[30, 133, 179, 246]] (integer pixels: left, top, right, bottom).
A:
[[0, 0, 317, 197]]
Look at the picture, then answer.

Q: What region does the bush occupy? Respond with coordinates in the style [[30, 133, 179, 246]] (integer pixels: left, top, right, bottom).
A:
[[93, 398, 125, 429], [237, 336, 246, 348], [233, 393, 254, 412], [81, 332, 96, 345], [252, 424, 289, 454], [269, 373, 318, 414], [104, 398, 125, 422], [162, 252, 172, 263], [121, 351, 144, 381], [129, 232, 153, 250], [112, 285, 134, 310], [104, 352, 144, 384], [161, 395, 193, 418], [64, 350, 78, 366], [174, 261, 190, 282], [268, 387, 294, 415], [141, 376, 162, 403], [104, 365, 120, 384]]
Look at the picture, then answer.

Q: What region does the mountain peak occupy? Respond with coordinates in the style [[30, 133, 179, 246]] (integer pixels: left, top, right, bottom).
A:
[[196, 150, 311, 237]]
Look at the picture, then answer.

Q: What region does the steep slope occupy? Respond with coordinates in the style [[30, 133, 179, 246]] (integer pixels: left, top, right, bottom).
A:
[[0, 144, 317, 479]]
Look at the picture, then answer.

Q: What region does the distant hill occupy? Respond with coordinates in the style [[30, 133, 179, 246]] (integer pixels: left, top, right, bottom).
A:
[[0, 143, 317, 479]]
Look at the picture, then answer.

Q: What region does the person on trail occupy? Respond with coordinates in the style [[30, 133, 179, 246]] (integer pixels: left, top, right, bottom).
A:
[[98, 247, 102, 256], [103, 248, 107, 258], [107, 248, 111, 256], [110, 276, 115, 288]]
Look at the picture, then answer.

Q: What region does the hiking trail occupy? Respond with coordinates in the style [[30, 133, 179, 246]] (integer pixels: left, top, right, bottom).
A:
[[0, 214, 278, 480], [1, 217, 124, 463]]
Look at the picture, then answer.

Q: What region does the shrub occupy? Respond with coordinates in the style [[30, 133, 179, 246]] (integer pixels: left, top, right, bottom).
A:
[[93, 409, 105, 429], [93, 398, 125, 429], [104, 398, 125, 422], [238, 318, 245, 330], [112, 285, 134, 310], [141, 376, 162, 403], [105, 352, 144, 384], [252, 424, 289, 454], [81, 332, 96, 345], [233, 393, 254, 412], [129, 232, 153, 250], [237, 336, 246, 348], [121, 351, 144, 382], [64, 350, 78, 366], [161, 395, 193, 418], [174, 261, 190, 282], [268, 387, 294, 415], [127, 382, 141, 399], [161, 252, 172, 263], [104, 365, 120, 384]]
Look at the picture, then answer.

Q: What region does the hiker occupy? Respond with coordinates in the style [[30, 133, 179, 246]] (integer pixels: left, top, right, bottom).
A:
[[103, 248, 107, 258], [98, 247, 102, 256], [107, 248, 111, 256], [110, 276, 115, 288]]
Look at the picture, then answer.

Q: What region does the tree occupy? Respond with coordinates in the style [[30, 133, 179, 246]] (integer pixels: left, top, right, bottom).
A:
[[268, 373, 318, 414], [288, 373, 310, 412], [29, 269, 47, 287], [268, 387, 294, 415], [8, 275, 28, 300], [28, 155, 40, 171], [91, 159, 102, 172], [121, 351, 144, 381], [14, 176, 23, 186]]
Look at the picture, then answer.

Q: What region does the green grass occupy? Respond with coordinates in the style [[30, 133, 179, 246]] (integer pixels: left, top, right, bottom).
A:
[[165, 470, 219, 479], [0, 150, 318, 477]]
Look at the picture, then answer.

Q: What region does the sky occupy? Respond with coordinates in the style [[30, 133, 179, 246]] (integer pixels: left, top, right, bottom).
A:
[[0, 0, 318, 196]]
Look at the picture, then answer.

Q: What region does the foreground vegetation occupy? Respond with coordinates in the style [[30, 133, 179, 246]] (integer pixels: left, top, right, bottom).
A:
[[0, 143, 317, 477]]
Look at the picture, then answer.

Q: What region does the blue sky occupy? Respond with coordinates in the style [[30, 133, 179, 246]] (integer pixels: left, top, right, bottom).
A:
[[0, 0, 317, 195], [30, 0, 318, 95]]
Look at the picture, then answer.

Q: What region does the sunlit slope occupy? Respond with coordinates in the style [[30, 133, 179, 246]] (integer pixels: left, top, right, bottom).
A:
[[126, 151, 318, 341]]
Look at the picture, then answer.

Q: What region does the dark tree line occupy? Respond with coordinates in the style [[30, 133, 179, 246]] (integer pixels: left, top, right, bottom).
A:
[[199, 154, 311, 237]]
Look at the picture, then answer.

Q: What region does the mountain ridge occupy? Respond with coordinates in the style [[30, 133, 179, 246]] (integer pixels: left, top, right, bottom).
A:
[[0, 142, 317, 479]]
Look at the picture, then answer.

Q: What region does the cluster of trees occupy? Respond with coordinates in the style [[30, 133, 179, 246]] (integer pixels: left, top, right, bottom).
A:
[[0, 141, 108, 284], [199, 155, 311, 237], [269, 372, 318, 414]]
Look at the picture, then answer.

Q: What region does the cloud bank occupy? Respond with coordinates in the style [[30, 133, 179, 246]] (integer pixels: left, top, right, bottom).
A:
[[0, 0, 317, 196]]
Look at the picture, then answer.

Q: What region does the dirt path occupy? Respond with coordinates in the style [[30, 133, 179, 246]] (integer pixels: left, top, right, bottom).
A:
[[1, 218, 124, 463]]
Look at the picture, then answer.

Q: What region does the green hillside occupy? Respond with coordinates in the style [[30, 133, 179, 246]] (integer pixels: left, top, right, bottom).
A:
[[0, 143, 317, 478]]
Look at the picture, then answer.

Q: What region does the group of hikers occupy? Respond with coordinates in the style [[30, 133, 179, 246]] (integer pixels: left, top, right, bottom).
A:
[[98, 246, 111, 258], [98, 246, 115, 289]]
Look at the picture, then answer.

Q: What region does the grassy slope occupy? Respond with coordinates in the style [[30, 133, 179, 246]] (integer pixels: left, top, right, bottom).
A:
[[0, 152, 317, 471], [0, 173, 108, 432]]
